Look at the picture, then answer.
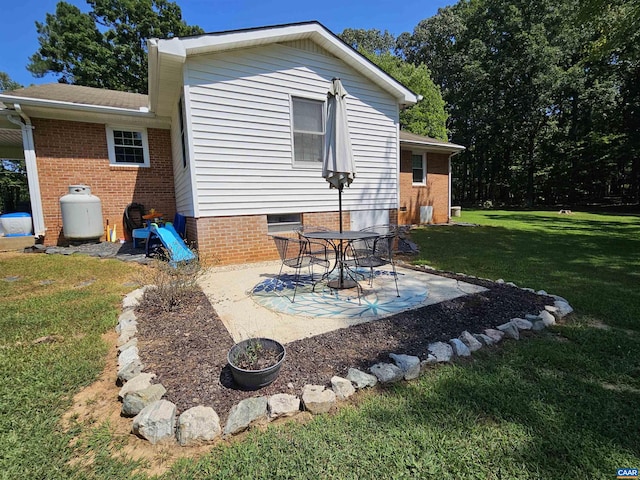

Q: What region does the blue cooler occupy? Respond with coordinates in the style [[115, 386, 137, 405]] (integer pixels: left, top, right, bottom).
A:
[[0, 212, 33, 237]]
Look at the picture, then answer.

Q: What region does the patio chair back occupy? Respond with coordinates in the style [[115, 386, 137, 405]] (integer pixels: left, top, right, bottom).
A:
[[354, 232, 400, 297], [272, 235, 329, 302]]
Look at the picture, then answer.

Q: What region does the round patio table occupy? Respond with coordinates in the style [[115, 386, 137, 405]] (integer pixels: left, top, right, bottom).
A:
[[301, 230, 379, 290]]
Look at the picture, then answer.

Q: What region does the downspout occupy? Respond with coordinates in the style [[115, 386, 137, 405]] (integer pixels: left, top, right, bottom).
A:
[[7, 105, 46, 238]]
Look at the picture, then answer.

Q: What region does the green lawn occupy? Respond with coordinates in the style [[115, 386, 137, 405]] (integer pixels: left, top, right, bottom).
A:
[[1, 210, 638, 479]]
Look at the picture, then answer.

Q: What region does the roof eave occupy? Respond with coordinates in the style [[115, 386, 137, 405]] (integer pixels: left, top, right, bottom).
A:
[[154, 22, 419, 105], [0, 94, 154, 118], [400, 139, 466, 153]]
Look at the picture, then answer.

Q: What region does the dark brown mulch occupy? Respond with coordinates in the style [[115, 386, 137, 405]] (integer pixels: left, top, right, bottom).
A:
[[135, 269, 550, 423]]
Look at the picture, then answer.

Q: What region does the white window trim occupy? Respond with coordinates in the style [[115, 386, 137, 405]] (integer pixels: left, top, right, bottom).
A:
[[290, 95, 326, 168], [412, 152, 427, 186], [106, 126, 150, 167]]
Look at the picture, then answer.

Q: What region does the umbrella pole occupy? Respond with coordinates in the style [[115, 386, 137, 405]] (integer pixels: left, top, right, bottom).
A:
[[338, 184, 344, 287]]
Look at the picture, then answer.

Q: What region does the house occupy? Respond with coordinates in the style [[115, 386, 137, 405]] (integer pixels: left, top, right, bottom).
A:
[[0, 21, 464, 265]]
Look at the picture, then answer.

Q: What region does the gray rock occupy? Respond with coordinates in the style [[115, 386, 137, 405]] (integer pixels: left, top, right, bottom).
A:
[[421, 354, 438, 367], [117, 359, 144, 383], [116, 309, 137, 334], [117, 337, 138, 354], [554, 300, 574, 318], [177, 406, 221, 446], [427, 342, 453, 362], [473, 333, 495, 346], [522, 287, 536, 293], [449, 338, 471, 357], [550, 294, 569, 304], [497, 322, 520, 340], [545, 305, 558, 313], [496, 278, 505, 284], [370, 363, 404, 383], [117, 327, 137, 346], [506, 282, 517, 287], [525, 314, 541, 321], [511, 318, 533, 330], [118, 372, 155, 400], [118, 346, 139, 369], [301, 385, 336, 414], [132, 400, 176, 445], [484, 329, 505, 343], [531, 320, 546, 332], [538, 310, 556, 326], [331, 376, 356, 400], [346, 368, 377, 389], [389, 353, 421, 380], [268, 393, 300, 418], [537, 290, 548, 296], [224, 397, 268, 436], [122, 287, 148, 309], [122, 384, 166, 417], [459, 331, 483, 352]]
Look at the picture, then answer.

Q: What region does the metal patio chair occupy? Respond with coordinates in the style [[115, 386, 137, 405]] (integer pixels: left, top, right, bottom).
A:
[[348, 231, 400, 297], [272, 235, 330, 302]]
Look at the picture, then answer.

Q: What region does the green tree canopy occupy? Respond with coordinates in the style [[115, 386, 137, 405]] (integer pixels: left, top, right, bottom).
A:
[[0, 72, 23, 92], [28, 0, 203, 93], [365, 52, 448, 140]]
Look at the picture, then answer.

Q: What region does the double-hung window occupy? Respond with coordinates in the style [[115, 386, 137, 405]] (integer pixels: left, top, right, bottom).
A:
[[412, 153, 426, 185], [292, 97, 324, 165], [106, 126, 150, 167]]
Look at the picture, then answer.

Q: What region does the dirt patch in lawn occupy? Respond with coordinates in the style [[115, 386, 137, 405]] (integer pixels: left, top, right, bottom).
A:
[[135, 269, 551, 425]]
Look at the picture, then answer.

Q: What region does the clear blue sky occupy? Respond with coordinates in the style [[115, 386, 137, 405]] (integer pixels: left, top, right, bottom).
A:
[[1, 0, 452, 88]]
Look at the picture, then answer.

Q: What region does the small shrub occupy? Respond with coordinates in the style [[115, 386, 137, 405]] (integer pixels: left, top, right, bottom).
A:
[[138, 248, 203, 312]]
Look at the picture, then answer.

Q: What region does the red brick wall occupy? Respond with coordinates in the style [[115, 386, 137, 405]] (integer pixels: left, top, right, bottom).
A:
[[32, 118, 175, 244], [399, 149, 450, 224], [193, 211, 356, 266]]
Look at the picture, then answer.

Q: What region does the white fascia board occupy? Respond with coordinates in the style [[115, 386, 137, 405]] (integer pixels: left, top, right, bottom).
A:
[[157, 23, 419, 105], [401, 140, 466, 153], [1, 103, 171, 128]]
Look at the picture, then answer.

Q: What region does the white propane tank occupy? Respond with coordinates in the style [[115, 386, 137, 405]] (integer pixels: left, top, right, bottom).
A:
[[60, 185, 104, 240]]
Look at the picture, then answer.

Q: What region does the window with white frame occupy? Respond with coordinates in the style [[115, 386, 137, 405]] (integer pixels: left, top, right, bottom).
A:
[[106, 126, 150, 166], [412, 153, 426, 184], [292, 97, 324, 164]]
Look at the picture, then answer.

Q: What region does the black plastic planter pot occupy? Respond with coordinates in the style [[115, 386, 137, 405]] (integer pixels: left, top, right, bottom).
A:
[[227, 337, 286, 390]]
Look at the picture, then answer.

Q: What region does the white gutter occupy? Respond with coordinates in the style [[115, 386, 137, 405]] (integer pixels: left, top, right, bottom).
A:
[[0, 94, 153, 117], [7, 105, 46, 237]]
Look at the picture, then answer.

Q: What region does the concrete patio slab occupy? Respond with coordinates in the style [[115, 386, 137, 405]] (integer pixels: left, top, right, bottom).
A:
[[198, 261, 487, 344]]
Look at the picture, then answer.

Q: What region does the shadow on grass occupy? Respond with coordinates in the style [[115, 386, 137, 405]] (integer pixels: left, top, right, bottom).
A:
[[411, 222, 640, 330], [360, 326, 640, 478]]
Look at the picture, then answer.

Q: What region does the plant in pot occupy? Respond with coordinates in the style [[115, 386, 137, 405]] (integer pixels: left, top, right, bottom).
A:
[[227, 337, 286, 390]]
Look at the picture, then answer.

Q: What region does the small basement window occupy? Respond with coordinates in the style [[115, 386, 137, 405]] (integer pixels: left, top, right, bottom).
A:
[[106, 126, 150, 167], [267, 213, 301, 233]]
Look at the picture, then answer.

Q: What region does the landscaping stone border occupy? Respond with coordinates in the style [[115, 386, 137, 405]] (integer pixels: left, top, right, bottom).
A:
[[115, 277, 573, 446]]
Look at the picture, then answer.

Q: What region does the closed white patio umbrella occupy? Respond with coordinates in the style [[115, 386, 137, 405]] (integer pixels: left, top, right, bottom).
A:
[[323, 77, 356, 234]]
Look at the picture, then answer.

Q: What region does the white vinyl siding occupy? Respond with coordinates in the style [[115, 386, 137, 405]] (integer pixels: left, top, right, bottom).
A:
[[184, 42, 399, 217], [171, 94, 195, 215]]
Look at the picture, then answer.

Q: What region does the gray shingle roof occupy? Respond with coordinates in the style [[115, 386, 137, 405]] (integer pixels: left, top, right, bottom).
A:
[[399, 130, 463, 149], [3, 83, 148, 110]]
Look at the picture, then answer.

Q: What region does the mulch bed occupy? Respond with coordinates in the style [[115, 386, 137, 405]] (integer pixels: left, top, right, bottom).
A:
[[135, 269, 550, 423]]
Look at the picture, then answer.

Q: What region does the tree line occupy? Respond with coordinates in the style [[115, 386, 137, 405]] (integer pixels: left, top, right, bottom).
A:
[[342, 0, 639, 206], [6, 0, 639, 207]]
